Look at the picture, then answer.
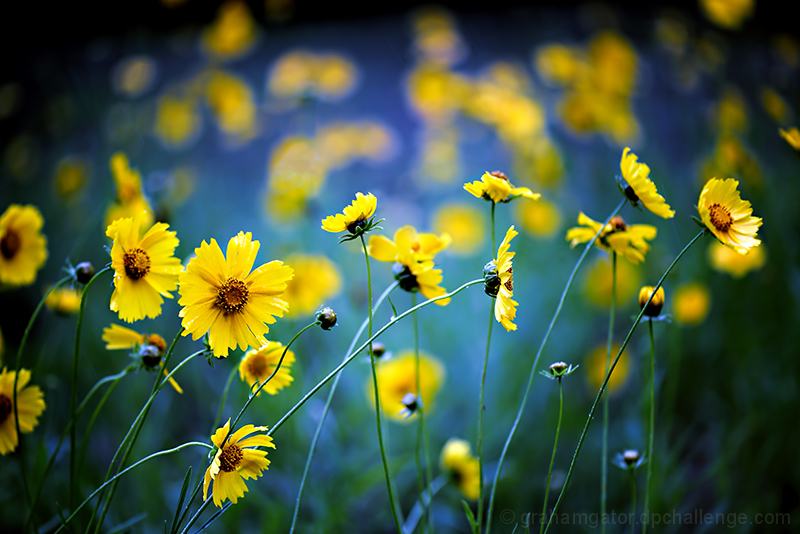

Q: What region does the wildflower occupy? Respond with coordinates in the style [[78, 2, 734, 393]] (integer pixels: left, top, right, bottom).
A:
[[153, 95, 203, 150], [515, 197, 562, 239], [201, 1, 258, 60], [0, 367, 46, 455], [321, 192, 380, 241], [238, 342, 295, 396], [45, 287, 82, 315], [369, 351, 444, 422], [586, 344, 631, 394], [392, 260, 451, 306], [106, 214, 182, 323], [104, 153, 154, 230], [699, 0, 754, 30], [673, 283, 711, 326], [464, 171, 540, 203], [178, 232, 293, 358], [708, 240, 766, 277], [697, 178, 762, 254], [780, 127, 800, 150], [440, 438, 480, 500], [282, 254, 342, 318], [102, 324, 182, 393], [613, 449, 644, 470], [203, 419, 275, 508], [432, 203, 486, 255], [205, 71, 258, 142], [483, 226, 518, 331], [540, 361, 579, 380], [638, 286, 665, 317], [315, 307, 337, 330], [0, 204, 48, 287], [583, 256, 641, 308], [368, 225, 451, 266], [74, 262, 95, 285], [618, 148, 674, 219], [566, 212, 656, 264]]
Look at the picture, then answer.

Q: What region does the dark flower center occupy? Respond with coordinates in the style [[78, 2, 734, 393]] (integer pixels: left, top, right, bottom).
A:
[[346, 217, 367, 234], [609, 216, 627, 232], [503, 267, 513, 293], [249, 355, 269, 377], [123, 248, 151, 280], [216, 277, 249, 314], [0, 394, 12, 424], [1, 230, 21, 260], [219, 443, 244, 472], [489, 170, 509, 182], [708, 203, 734, 232]]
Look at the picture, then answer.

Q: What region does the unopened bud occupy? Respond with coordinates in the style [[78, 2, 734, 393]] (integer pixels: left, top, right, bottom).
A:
[[639, 286, 665, 317], [316, 307, 337, 330], [75, 262, 95, 284]]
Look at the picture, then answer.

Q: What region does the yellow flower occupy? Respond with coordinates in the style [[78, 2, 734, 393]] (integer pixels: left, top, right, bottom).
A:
[[586, 344, 631, 394], [583, 256, 641, 308], [282, 254, 342, 318], [514, 197, 562, 239], [368, 225, 451, 267], [619, 148, 674, 219], [203, 419, 275, 508], [369, 350, 445, 422], [440, 438, 480, 500], [393, 260, 452, 306], [699, 0, 754, 30], [638, 286, 665, 317], [201, 1, 258, 60], [673, 283, 711, 326], [153, 95, 202, 150], [106, 214, 182, 323], [178, 232, 293, 358], [432, 203, 485, 255], [238, 342, 295, 396], [464, 171, 540, 203], [697, 178, 762, 255], [45, 286, 82, 315], [0, 204, 47, 286], [566, 213, 656, 264], [779, 127, 800, 150], [0, 367, 46, 455], [321, 192, 377, 234], [205, 71, 258, 141], [102, 324, 183, 393], [105, 153, 154, 230], [487, 226, 519, 332], [708, 240, 766, 277], [53, 157, 90, 199]]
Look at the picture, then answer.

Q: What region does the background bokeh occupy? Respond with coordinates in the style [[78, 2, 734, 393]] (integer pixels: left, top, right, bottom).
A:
[[1, 1, 798, 532]]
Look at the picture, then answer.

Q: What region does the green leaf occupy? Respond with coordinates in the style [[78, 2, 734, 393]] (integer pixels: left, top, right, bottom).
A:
[[169, 466, 192, 534], [462, 500, 478, 533]]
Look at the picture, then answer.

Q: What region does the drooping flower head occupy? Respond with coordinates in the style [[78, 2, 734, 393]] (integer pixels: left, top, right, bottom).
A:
[[566, 212, 656, 264], [369, 350, 445, 422], [321, 192, 379, 241], [238, 342, 295, 396], [440, 438, 480, 500], [179, 232, 293, 358], [464, 171, 540, 203], [102, 324, 182, 393], [698, 178, 762, 255], [618, 148, 674, 219], [368, 225, 451, 267], [203, 419, 275, 508], [484, 226, 519, 332], [106, 214, 182, 323], [0, 204, 48, 287], [0, 367, 46, 455]]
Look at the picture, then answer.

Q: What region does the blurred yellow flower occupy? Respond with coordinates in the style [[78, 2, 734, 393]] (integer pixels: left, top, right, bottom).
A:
[[0, 204, 48, 287], [321, 192, 377, 234], [53, 157, 90, 199], [45, 286, 81, 315], [368, 225, 450, 267], [265, 136, 327, 223], [203, 419, 275, 508], [153, 95, 202, 150], [761, 87, 790, 124], [112, 56, 157, 98], [515, 197, 562, 239], [411, 7, 465, 66], [464, 171, 540, 204], [205, 71, 258, 142], [698, 178, 761, 254], [440, 438, 480, 500], [201, 1, 258, 60], [713, 87, 748, 133], [672, 283, 711, 326], [566, 213, 656, 264], [282, 254, 342, 319], [586, 344, 631, 394], [406, 66, 469, 123], [102, 324, 182, 393], [535, 44, 584, 87], [620, 148, 674, 219], [239, 342, 295, 396], [780, 127, 800, 150], [432, 203, 485, 255], [708, 240, 766, 277], [369, 350, 445, 422], [105, 153, 154, 230], [0, 367, 46, 455], [267, 51, 358, 100], [583, 256, 642, 308], [699, 0, 754, 30]]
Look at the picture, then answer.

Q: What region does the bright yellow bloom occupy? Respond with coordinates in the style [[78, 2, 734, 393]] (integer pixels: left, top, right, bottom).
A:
[[780, 127, 800, 150], [432, 203, 485, 255], [566, 213, 656, 264], [673, 283, 711, 326], [0, 204, 47, 286], [282, 254, 342, 318], [620, 148, 674, 219], [368, 225, 451, 267], [0, 367, 46, 455], [464, 171, 540, 203], [45, 287, 82, 315], [393, 260, 451, 306], [638, 286, 665, 317], [321, 192, 377, 234], [700, 0, 754, 30], [698, 178, 761, 255], [239, 342, 295, 396], [586, 344, 631, 394], [102, 324, 183, 393], [203, 419, 275, 508], [440, 438, 480, 500], [708, 240, 766, 277], [178, 232, 293, 358], [369, 350, 445, 422], [106, 214, 181, 323], [490, 226, 519, 332], [583, 256, 641, 308]]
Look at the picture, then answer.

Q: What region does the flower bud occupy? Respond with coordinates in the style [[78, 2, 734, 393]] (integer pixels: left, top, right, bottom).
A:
[[638, 286, 665, 317], [400, 392, 421, 418], [622, 449, 640, 466], [370, 342, 387, 358], [75, 262, 95, 284], [138, 344, 162, 368], [316, 307, 337, 330], [392, 262, 418, 293], [483, 260, 500, 298]]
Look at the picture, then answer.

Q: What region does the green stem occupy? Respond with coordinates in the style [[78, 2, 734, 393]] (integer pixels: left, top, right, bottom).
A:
[[543, 229, 706, 533], [643, 319, 655, 534], [211, 364, 239, 436], [486, 198, 627, 534], [477, 302, 494, 534], [602, 252, 617, 534], [361, 234, 404, 534], [540, 379, 563, 534], [403, 475, 448, 534], [412, 293, 426, 533], [629, 470, 637, 534], [490, 202, 496, 254]]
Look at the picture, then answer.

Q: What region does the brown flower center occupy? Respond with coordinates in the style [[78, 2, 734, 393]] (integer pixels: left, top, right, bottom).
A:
[[411, 242, 421, 252], [216, 277, 249, 314], [218, 443, 244, 472], [123, 248, 151, 280], [489, 170, 509, 182], [609, 216, 627, 232], [0, 394, 12, 424], [503, 267, 513, 292], [249, 355, 269, 377], [1, 230, 21, 260], [708, 203, 734, 232]]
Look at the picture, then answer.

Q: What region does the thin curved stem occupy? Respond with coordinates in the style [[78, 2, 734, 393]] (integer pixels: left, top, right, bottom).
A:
[[477, 302, 494, 534], [486, 198, 627, 534], [643, 318, 655, 534], [601, 252, 617, 534], [403, 475, 448, 534], [629, 470, 637, 534], [412, 293, 426, 532], [540, 379, 563, 534], [543, 230, 706, 533], [211, 364, 239, 436]]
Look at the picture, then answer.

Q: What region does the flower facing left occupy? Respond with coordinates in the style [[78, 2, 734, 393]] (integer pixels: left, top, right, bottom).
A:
[[106, 214, 182, 322], [0, 204, 48, 287], [484, 226, 519, 332], [203, 419, 275, 508], [0, 368, 46, 455]]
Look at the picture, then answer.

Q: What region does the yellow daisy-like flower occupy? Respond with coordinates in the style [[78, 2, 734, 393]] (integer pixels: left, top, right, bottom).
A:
[[0, 367, 46, 455], [566, 213, 656, 264], [485, 226, 519, 332], [106, 214, 182, 323], [320, 192, 377, 234], [393, 260, 451, 306], [672, 283, 711, 326], [464, 171, 540, 204], [238, 342, 295, 396], [368, 225, 451, 266], [440, 438, 480, 500], [697, 178, 762, 255], [178, 232, 293, 358], [102, 323, 183, 393], [0, 204, 48, 287], [619, 147, 675, 219], [369, 350, 445, 422], [779, 127, 800, 150], [282, 254, 342, 319], [708, 240, 766, 277], [45, 286, 82, 315], [203, 418, 275, 508]]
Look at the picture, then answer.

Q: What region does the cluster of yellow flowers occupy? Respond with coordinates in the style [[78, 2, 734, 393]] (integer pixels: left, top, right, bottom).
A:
[[267, 51, 359, 101]]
